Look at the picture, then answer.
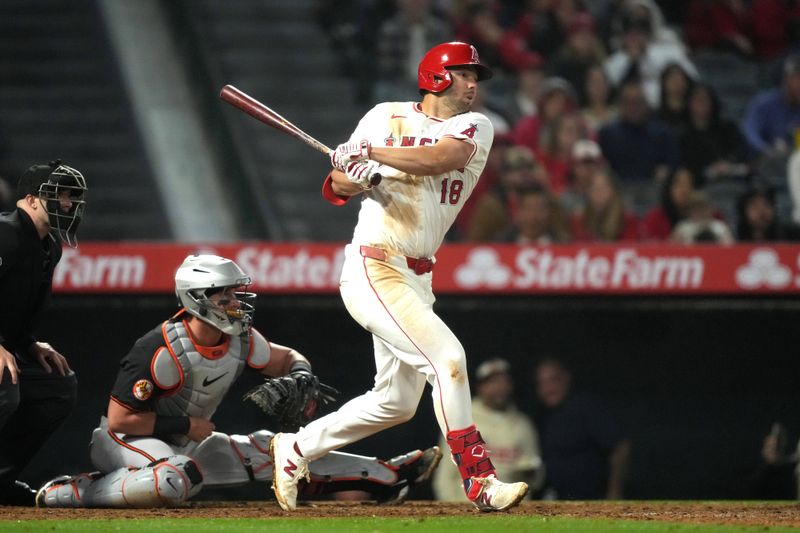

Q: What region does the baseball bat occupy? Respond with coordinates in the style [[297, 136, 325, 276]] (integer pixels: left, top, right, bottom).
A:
[[219, 85, 381, 186]]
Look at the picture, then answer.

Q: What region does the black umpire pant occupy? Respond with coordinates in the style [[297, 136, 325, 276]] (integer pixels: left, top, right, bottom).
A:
[[0, 354, 77, 495]]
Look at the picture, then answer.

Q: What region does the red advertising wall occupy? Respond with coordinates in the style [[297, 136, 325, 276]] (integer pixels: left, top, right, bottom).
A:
[[53, 242, 800, 295]]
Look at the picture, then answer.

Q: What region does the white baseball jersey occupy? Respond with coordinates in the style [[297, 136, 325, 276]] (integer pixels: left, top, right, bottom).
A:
[[348, 102, 494, 258]]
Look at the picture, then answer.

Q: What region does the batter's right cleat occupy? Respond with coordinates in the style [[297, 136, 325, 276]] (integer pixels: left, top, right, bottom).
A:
[[467, 475, 528, 512], [269, 432, 309, 511]]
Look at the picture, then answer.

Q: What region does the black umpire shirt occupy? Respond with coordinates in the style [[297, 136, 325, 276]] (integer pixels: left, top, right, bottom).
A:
[[0, 208, 61, 355]]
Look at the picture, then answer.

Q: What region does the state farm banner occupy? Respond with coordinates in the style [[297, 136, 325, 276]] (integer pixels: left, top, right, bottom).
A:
[[52, 242, 800, 295]]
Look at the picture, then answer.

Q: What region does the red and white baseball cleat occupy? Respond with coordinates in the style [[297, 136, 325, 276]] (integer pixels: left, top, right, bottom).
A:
[[467, 475, 528, 512], [269, 432, 310, 511]]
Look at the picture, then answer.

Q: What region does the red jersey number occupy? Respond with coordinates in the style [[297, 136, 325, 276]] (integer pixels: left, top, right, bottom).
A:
[[439, 178, 464, 205]]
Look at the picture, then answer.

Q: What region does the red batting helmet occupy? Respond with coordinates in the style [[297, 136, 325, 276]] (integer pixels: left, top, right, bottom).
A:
[[418, 42, 493, 94]]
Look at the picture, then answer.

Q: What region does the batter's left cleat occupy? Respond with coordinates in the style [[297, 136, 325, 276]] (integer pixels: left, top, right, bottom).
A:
[[270, 432, 309, 511], [467, 475, 528, 512], [377, 446, 443, 504]]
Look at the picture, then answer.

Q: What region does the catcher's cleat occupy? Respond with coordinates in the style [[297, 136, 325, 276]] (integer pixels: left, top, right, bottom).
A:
[[467, 475, 528, 512], [269, 432, 309, 511], [35, 475, 79, 508], [389, 446, 442, 485], [376, 446, 443, 504]]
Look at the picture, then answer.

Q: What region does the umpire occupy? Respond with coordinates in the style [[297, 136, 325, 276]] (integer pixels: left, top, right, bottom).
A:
[[0, 160, 87, 505]]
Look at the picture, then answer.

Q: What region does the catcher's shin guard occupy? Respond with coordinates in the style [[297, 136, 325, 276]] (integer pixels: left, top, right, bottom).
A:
[[301, 447, 443, 504], [36, 455, 203, 508]]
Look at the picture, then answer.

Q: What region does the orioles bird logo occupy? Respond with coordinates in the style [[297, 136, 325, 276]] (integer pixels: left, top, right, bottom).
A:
[[133, 379, 154, 401]]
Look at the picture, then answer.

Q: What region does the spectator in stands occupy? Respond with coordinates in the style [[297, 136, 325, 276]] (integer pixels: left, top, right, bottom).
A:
[[450, 1, 505, 71], [658, 62, 695, 130], [317, 0, 396, 101], [0, 178, 12, 212], [562, 139, 607, 212], [749, 422, 799, 499], [580, 64, 618, 134], [570, 169, 640, 242], [670, 190, 735, 244], [373, 0, 452, 103], [495, 56, 546, 126], [503, 184, 570, 245], [454, 133, 514, 239], [513, 77, 578, 155], [549, 12, 607, 105], [736, 186, 800, 241], [536, 113, 589, 194], [741, 54, 800, 159], [685, 0, 754, 57], [507, 0, 575, 60], [612, 0, 686, 51], [641, 167, 697, 240], [751, 0, 800, 61], [534, 358, 630, 500], [604, 10, 698, 107], [598, 80, 680, 183], [433, 358, 544, 501], [788, 135, 800, 224], [681, 83, 750, 186], [472, 88, 511, 135], [466, 146, 549, 241]]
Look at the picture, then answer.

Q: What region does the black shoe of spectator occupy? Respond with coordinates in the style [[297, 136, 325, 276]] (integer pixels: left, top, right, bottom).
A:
[[0, 480, 37, 506]]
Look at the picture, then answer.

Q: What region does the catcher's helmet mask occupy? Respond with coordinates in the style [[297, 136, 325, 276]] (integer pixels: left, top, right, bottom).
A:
[[175, 255, 256, 336]]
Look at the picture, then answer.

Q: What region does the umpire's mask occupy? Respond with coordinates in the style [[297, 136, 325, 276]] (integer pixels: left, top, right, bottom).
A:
[[175, 254, 256, 336], [19, 160, 87, 247]]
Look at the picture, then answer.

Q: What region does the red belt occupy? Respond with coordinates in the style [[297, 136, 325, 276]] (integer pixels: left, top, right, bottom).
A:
[[359, 245, 434, 275]]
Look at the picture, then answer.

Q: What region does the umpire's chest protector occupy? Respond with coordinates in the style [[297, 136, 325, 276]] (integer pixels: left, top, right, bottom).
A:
[[151, 321, 251, 445]]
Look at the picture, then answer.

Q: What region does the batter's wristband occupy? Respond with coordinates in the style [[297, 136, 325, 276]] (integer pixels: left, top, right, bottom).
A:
[[153, 415, 190, 437], [289, 360, 313, 376]]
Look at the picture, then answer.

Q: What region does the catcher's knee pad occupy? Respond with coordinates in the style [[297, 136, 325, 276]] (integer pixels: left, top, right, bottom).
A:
[[123, 455, 204, 507]]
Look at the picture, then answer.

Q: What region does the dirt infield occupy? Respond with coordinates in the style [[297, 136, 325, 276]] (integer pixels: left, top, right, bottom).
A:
[[2, 501, 800, 526]]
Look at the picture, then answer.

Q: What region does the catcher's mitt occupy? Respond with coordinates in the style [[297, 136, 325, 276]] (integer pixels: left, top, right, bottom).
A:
[[243, 372, 338, 431]]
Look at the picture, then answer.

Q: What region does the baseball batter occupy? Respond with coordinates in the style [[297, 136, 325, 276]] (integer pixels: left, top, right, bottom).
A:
[[36, 255, 441, 508], [270, 42, 529, 512]]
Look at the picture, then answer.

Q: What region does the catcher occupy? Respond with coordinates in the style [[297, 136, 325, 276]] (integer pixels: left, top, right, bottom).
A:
[[36, 254, 441, 508]]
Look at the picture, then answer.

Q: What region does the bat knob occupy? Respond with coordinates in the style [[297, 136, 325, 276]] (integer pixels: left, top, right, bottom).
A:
[[369, 173, 382, 187]]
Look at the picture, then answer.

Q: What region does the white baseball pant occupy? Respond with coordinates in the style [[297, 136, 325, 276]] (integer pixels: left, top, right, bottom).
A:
[[296, 243, 474, 460]]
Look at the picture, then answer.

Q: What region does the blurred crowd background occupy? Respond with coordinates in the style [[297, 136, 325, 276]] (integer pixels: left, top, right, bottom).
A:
[[3, 0, 800, 245]]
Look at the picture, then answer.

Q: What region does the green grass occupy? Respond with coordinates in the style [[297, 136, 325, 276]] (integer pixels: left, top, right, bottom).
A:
[[0, 516, 796, 533]]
